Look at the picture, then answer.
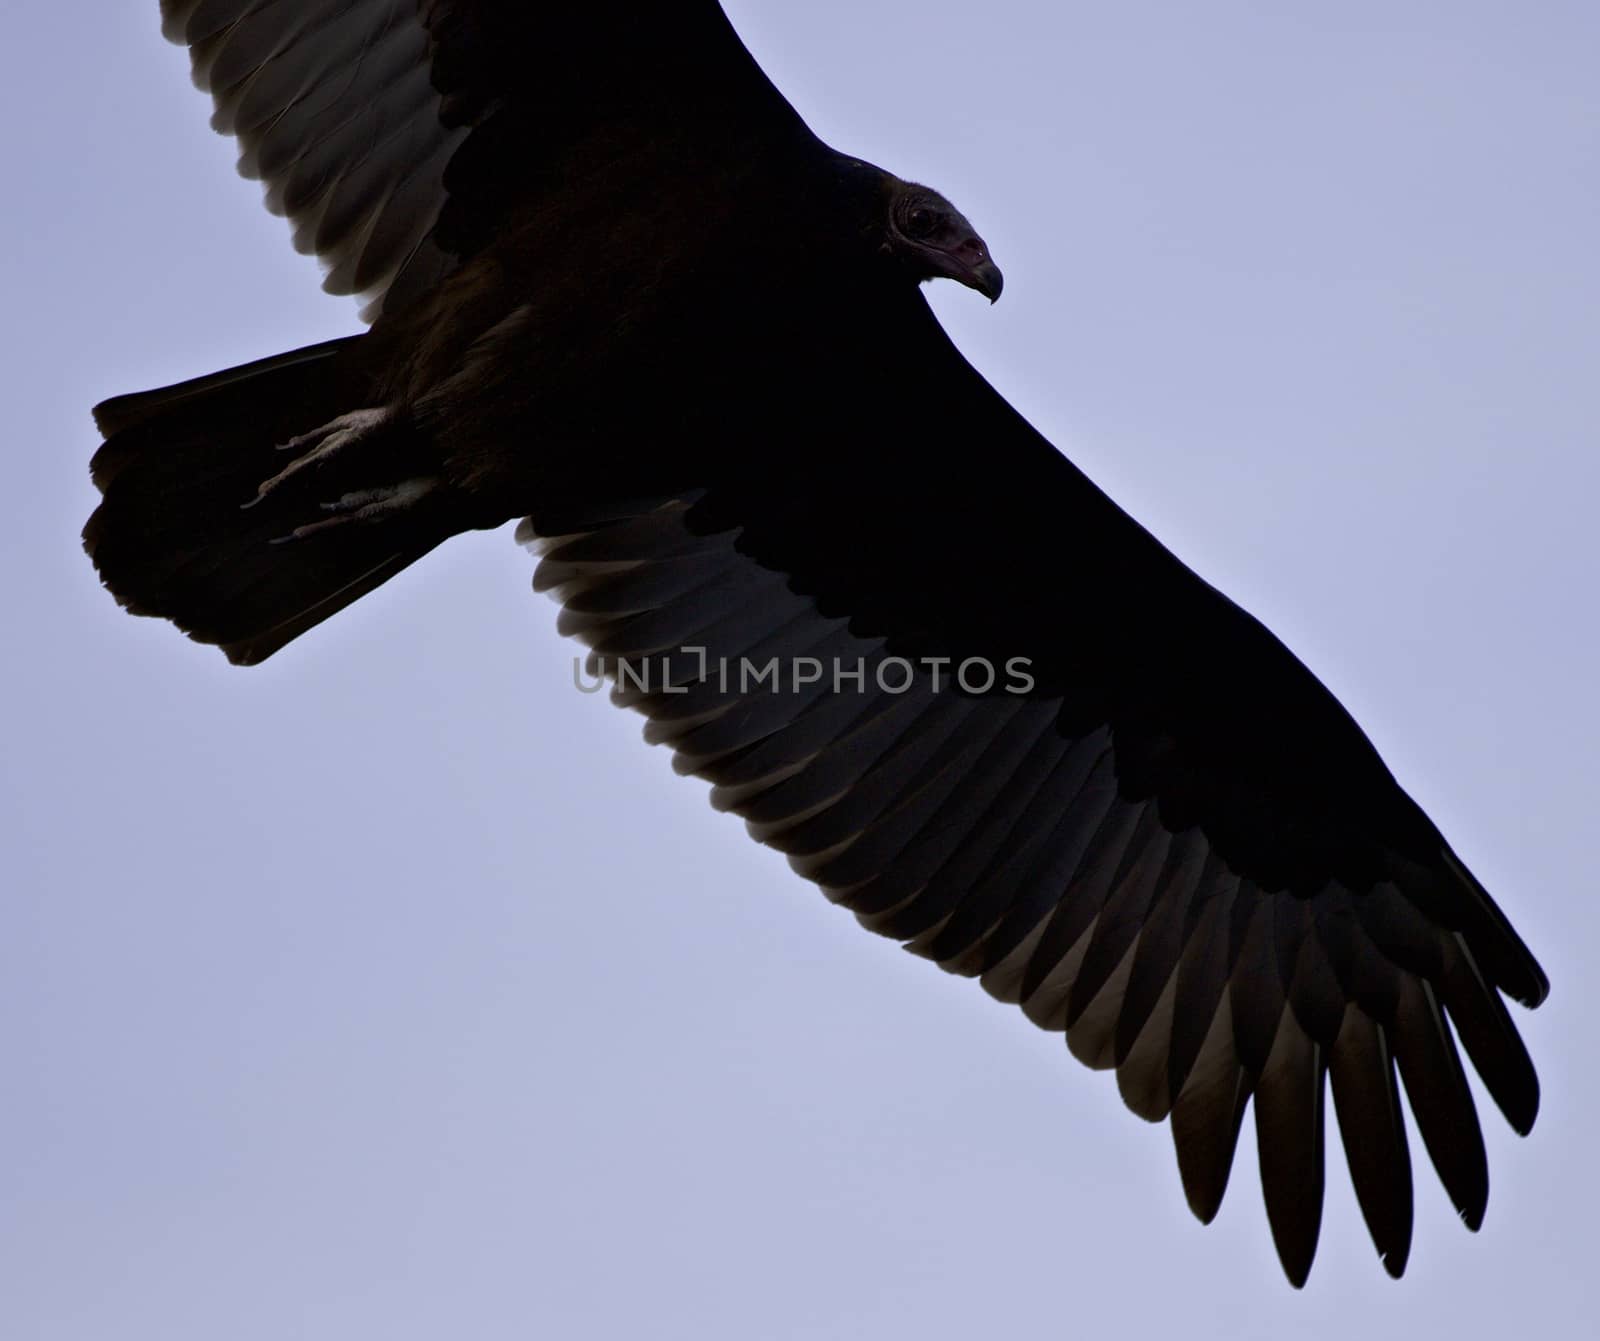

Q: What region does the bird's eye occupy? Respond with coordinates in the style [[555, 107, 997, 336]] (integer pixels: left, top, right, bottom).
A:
[[906, 205, 937, 238]]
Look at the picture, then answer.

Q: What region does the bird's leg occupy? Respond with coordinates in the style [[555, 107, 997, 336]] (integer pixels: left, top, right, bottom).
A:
[[271, 477, 440, 544], [247, 407, 394, 506], [242, 404, 447, 541]]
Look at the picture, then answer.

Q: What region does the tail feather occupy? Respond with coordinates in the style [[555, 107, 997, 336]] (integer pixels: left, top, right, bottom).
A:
[[90, 337, 360, 447], [84, 337, 470, 665]]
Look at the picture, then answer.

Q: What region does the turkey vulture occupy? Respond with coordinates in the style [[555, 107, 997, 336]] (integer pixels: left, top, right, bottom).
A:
[[84, 1, 1548, 1287]]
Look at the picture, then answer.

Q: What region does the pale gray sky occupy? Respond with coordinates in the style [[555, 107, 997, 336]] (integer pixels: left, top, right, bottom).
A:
[[4, 3, 1597, 1338]]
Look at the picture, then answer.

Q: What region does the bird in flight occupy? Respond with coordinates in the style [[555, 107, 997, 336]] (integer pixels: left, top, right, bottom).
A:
[[84, 1, 1548, 1287]]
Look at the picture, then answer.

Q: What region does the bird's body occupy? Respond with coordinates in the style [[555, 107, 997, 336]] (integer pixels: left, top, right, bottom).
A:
[[84, 0, 1549, 1286]]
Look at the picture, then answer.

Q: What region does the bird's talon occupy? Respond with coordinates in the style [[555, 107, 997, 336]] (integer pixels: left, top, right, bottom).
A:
[[253, 407, 393, 499], [263, 479, 438, 543]]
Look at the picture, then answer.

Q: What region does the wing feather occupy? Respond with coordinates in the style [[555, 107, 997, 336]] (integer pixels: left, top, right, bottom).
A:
[[163, 0, 463, 314], [515, 290, 1544, 1278], [1330, 1005, 1414, 1276], [156, 1, 811, 317], [1254, 1014, 1327, 1287]]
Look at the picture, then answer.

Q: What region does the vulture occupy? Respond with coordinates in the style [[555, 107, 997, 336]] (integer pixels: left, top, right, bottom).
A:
[[84, 0, 1548, 1288]]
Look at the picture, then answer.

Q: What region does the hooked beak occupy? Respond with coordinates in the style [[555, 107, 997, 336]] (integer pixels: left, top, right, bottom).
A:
[[968, 257, 1005, 303], [949, 234, 1004, 303]]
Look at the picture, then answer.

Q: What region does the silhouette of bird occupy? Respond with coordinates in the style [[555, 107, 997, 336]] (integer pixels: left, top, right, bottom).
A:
[[84, 1, 1547, 1286]]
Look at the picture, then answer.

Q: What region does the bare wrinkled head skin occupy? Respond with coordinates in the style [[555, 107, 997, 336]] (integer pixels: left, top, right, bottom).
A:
[[885, 180, 1004, 302]]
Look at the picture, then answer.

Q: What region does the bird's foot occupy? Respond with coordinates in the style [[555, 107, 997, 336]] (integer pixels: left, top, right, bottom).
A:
[[270, 477, 440, 544], [246, 407, 393, 507]]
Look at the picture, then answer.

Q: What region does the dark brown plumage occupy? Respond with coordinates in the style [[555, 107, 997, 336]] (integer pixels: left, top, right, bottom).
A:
[[84, 1, 1548, 1286]]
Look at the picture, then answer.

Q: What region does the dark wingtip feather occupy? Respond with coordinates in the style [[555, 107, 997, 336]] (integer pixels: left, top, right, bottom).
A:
[[1254, 1016, 1327, 1287], [1440, 934, 1541, 1136], [1329, 1006, 1415, 1277], [1171, 998, 1251, 1224], [1439, 847, 1549, 1009], [1392, 976, 1488, 1232]]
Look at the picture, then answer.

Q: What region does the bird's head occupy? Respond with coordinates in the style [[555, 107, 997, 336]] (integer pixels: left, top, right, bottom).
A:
[[879, 178, 1004, 303]]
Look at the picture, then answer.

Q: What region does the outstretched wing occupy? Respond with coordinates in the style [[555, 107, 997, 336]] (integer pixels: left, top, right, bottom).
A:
[[524, 286, 1547, 1286], [157, 0, 811, 317]]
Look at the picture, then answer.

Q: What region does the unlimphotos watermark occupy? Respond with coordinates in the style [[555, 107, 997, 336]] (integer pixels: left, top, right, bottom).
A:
[[573, 648, 1035, 696]]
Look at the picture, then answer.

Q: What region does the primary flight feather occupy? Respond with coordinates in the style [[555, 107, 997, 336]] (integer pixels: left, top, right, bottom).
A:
[[84, 0, 1548, 1286]]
